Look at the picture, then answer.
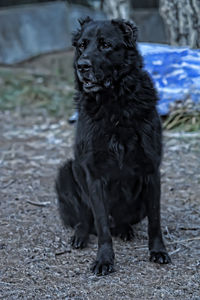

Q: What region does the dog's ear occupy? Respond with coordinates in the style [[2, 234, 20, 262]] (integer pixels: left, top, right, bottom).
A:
[[112, 19, 138, 47], [72, 29, 81, 47], [78, 16, 93, 27], [72, 17, 93, 47]]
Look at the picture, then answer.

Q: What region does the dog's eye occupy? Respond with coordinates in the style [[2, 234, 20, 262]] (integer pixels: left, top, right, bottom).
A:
[[79, 41, 86, 50], [100, 40, 111, 49], [103, 43, 110, 48]]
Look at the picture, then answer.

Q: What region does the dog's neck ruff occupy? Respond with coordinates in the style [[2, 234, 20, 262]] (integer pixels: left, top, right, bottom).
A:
[[75, 70, 157, 121]]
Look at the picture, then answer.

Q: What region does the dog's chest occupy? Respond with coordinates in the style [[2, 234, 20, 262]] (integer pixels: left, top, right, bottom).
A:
[[76, 114, 139, 170]]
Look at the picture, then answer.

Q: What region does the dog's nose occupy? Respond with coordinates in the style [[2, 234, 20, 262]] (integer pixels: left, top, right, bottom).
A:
[[77, 59, 91, 72]]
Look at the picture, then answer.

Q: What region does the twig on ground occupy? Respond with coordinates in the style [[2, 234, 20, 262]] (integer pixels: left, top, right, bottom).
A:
[[168, 236, 200, 244], [27, 200, 51, 207], [133, 236, 200, 251], [169, 248, 181, 255], [1, 180, 16, 189]]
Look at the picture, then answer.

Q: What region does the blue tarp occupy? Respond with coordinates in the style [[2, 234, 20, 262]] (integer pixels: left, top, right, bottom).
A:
[[139, 43, 200, 115], [69, 43, 200, 122]]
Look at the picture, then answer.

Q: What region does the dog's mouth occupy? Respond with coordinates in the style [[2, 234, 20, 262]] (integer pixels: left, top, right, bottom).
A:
[[83, 79, 96, 88], [82, 78, 101, 93], [77, 69, 112, 93], [82, 78, 112, 93]]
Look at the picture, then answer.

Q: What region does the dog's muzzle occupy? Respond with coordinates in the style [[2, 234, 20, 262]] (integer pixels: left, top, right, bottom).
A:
[[76, 58, 112, 93]]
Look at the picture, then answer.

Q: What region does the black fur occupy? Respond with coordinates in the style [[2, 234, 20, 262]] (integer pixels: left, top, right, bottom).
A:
[[56, 18, 171, 275]]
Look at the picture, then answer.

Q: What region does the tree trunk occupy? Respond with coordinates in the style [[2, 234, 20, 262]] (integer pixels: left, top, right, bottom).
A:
[[102, 0, 131, 20], [159, 0, 200, 48]]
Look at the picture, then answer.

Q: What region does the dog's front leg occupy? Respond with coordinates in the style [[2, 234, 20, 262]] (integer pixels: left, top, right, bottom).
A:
[[146, 172, 171, 264], [87, 175, 114, 275]]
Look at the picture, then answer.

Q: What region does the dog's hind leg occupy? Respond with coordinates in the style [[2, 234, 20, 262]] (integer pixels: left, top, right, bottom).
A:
[[56, 160, 93, 249]]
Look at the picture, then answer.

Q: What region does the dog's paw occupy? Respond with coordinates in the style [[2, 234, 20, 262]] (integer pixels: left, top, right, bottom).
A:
[[150, 251, 171, 264], [91, 244, 115, 276], [111, 224, 134, 241], [119, 225, 134, 241], [71, 233, 88, 249], [91, 260, 114, 276]]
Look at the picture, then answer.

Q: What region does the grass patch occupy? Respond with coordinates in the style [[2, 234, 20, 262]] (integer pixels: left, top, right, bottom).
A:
[[1, 66, 200, 131], [163, 99, 200, 132], [0, 67, 75, 117]]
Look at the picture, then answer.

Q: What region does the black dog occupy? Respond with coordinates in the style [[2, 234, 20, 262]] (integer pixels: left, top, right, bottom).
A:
[[56, 17, 171, 275]]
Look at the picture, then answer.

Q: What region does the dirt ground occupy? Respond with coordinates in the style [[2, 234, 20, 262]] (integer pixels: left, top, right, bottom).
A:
[[0, 108, 199, 300]]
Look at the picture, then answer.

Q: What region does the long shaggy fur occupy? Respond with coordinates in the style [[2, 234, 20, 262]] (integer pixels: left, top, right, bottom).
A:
[[56, 18, 171, 275]]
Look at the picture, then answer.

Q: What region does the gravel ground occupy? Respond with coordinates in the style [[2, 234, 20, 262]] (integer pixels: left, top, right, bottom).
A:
[[0, 110, 200, 300]]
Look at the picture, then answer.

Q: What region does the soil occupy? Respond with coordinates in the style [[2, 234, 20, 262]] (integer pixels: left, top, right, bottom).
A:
[[0, 109, 200, 300]]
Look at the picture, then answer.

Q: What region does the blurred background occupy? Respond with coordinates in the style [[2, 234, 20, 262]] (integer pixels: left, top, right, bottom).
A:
[[0, 0, 200, 130]]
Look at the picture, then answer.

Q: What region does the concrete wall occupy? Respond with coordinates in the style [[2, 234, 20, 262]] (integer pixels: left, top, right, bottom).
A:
[[132, 9, 167, 44], [0, 2, 106, 64], [0, 2, 71, 64], [0, 2, 167, 65]]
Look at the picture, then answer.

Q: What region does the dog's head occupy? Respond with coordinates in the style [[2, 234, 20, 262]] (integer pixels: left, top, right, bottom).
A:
[[72, 18, 138, 93]]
